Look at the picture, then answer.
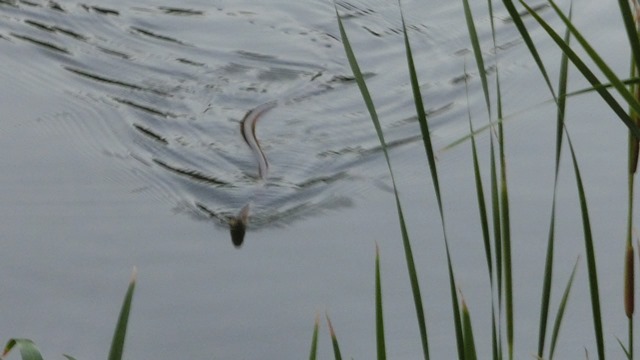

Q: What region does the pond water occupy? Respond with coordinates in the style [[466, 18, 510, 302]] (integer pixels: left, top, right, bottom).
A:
[[0, 0, 634, 358]]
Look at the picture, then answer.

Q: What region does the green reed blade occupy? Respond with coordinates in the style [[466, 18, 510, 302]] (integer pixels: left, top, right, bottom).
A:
[[326, 315, 343, 360], [549, 258, 580, 360], [462, 0, 491, 118], [375, 245, 386, 360], [618, 0, 640, 75], [501, 0, 556, 99], [537, 7, 571, 357], [2, 339, 43, 360], [499, 124, 513, 360], [63, 355, 78, 360], [108, 268, 137, 360], [565, 131, 605, 359], [336, 6, 431, 360], [464, 64, 493, 287], [309, 314, 320, 360], [461, 297, 478, 360], [399, 5, 463, 358], [520, 0, 640, 140]]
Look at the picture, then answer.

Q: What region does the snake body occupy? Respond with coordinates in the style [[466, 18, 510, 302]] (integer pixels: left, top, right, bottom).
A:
[[229, 101, 278, 247]]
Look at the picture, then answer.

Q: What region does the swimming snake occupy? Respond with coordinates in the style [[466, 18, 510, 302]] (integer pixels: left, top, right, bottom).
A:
[[229, 101, 278, 247]]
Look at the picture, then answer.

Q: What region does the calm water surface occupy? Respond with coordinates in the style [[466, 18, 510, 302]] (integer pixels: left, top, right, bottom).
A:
[[0, 0, 633, 358]]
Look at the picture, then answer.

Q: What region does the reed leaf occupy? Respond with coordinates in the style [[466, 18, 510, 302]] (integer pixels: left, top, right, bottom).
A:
[[108, 267, 137, 360], [461, 298, 478, 360], [618, 0, 640, 78], [565, 131, 605, 359], [309, 314, 320, 360], [549, 258, 580, 360], [461, 0, 491, 118], [326, 315, 343, 360], [538, 6, 571, 357], [464, 63, 493, 290], [399, 5, 463, 359], [1, 339, 43, 360], [336, 6, 430, 360]]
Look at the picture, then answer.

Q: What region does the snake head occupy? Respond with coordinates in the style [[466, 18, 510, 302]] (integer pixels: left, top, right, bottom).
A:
[[229, 204, 250, 247]]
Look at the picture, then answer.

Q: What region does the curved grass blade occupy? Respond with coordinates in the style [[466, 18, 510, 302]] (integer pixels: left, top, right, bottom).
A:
[[520, 0, 640, 140], [461, 0, 491, 118], [565, 131, 605, 359], [2, 339, 43, 360], [461, 297, 478, 360], [618, 0, 640, 76], [375, 244, 386, 360], [309, 314, 320, 360], [326, 315, 343, 360], [108, 267, 137, 360], [549, 258, 580, 360], [538, 6, 572, 357], [399, 4, 463, 358], [336, 5, 430, 360]]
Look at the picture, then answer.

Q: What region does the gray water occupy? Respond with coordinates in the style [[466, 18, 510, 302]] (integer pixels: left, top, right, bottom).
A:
[[0, 0, 634, 358]]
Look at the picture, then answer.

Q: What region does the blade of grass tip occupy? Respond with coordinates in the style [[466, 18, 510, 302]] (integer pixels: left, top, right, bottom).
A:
[[337, 5, 430, 360], [501, 0, 557, 99], [309, 314, 320, 360], [538, 6, 572, 357], [2, 339, 43, 360], [461, 297, 478, 360], [63, 355, 78, 360], [108, 267, 137, 360], [375, 244, 386, 360], [564, 131, 605, 360], [463, 60, 493, 283], [461, 0, 491, 119], [520, 0, 640, 140], [326, 315, 343, 360], [549, 257, 580, 360], [398, 5, 464, 359], [618, 0, 640, 78], [397, 5, 434, 359]]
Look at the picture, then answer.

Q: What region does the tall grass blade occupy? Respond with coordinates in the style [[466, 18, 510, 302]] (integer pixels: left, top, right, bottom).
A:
[[565, 132, 605, 359], [399, 5, 463, 358], [499, 117, 513, 360], [336, 6, 431, 360], [326, 315, 343, 360], [618, 0, 640, 78], [108, 268, 137, 360], [309, 314, 320, 360], [464, 62, 492, 288], [490, 134, 503, 359], [375, 244, 386, 360], [549, 258, 580, 360], [461, 297, 478, 360], [461, 0, 491, 117], [520, 0, 640, 139], [1, 339, 43, 360], [538, 6, 571, 357]]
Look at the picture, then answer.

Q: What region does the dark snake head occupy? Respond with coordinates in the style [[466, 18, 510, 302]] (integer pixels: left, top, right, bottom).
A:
[[229, 204, 250, 247]]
